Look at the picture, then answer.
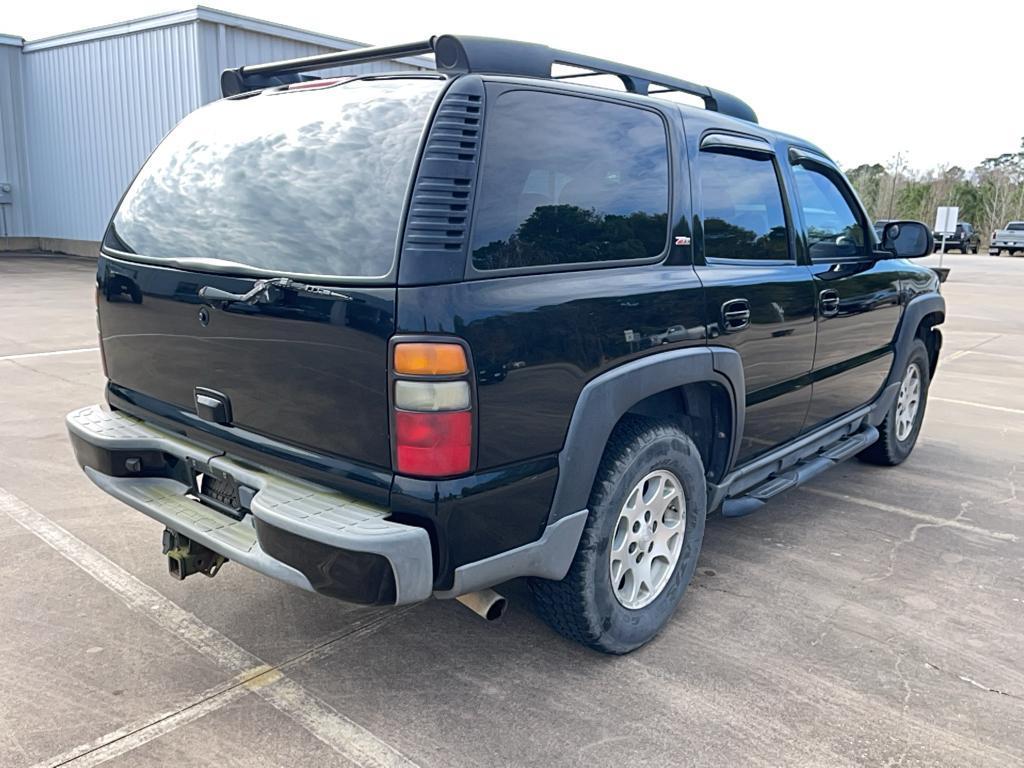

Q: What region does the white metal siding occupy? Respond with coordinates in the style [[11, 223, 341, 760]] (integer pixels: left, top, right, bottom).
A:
[[195, 22, 423, 104], [13, 13, 429, 243], [22, 23, 202, 241], [0, 41, 31, 237]]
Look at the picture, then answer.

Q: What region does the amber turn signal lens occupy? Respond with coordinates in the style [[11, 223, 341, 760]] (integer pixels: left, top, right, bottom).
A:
[[393, 343, 468, 376]]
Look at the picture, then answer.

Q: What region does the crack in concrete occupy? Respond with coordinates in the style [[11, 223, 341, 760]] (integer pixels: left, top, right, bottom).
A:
[[924, 662, 1020, 701], [865, 500, 973, 584], [803, 488, 1017, 544], [889, 649, 913, 768], [996, 464, 1018, 506]]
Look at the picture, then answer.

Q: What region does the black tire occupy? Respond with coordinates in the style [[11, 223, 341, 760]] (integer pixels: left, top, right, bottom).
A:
[[858, 339, 930, 466], [530, 416, 707, 654]]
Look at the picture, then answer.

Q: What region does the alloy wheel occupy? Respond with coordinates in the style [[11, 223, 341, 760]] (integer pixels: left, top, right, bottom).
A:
[[895, 362, 922, 442], [609, 470, 685, 609]]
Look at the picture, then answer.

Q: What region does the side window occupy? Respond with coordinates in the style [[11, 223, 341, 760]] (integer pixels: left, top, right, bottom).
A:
[[699, 151, 790, 261], [790, 162, 868, 260], [470, 90, 669, 271]]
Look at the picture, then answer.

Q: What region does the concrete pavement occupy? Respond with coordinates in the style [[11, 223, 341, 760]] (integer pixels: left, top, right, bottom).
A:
[[1, 251, 1021, 767]]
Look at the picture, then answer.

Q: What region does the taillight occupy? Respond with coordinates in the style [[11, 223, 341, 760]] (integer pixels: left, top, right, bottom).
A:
[[394, 411, 472, 476], [391, 341, 473, 477], [394, 343, 468, 376]]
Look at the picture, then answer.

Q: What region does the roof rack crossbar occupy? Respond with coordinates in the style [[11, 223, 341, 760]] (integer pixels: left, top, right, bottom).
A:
[[219, 34, 758, 124]]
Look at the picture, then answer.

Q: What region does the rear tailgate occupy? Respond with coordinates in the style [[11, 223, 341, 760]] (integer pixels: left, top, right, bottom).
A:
[[98, 75, 444, 469], [994, 230, 1024, 246], [98, 257, 396, 467]]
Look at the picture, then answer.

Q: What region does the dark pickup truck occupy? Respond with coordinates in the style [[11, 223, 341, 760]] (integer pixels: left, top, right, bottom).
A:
[[933, 222, 980, 254], [67, 35, 943, 653]]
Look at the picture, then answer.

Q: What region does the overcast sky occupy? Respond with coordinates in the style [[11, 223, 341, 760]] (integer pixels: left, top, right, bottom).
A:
[[5, 0, 1022, 173]]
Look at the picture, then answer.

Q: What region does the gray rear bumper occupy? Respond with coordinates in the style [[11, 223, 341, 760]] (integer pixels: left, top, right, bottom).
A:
[[66, 405, 434, 604]]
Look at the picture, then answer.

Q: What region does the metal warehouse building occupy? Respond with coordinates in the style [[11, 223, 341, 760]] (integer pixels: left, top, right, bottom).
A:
[[0, 7, 430, 255]]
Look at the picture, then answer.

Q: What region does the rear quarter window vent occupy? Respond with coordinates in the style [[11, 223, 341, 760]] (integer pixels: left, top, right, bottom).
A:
[[399, 79, 485, 284]]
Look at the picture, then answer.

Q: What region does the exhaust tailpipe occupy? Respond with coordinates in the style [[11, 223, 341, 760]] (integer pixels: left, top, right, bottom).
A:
[[456, 589, 508, 621]]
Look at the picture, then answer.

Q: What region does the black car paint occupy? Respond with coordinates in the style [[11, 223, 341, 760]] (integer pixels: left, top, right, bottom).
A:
[[98, 257, 396, 469], [94, 72, 941, 592]]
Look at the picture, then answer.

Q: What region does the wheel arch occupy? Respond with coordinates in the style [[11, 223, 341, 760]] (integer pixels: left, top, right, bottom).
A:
[[887, 294, 945, 388], [915, 310, 944, 377], [546, 347, 745, 526], [894, 294, 945, 385]]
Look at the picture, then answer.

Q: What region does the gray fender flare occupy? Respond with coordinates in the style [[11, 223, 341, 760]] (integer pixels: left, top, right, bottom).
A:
[[868, 292, 945, 426], [547, 346, 745, 525], [886, 293, 945, 390]]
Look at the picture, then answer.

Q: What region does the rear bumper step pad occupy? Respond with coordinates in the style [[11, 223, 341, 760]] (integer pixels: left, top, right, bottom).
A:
[[66, 405, 432, 604]]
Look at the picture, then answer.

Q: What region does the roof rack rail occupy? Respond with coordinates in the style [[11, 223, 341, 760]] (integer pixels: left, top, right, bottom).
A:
[[220, 35, 758, 124]]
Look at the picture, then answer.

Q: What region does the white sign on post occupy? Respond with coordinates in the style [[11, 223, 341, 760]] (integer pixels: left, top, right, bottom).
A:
[[934, 206, 959, 269], [934, 206, 959, 235]]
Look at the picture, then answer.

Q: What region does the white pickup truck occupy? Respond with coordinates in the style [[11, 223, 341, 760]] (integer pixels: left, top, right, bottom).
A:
[[990, 221, 1024, 255]]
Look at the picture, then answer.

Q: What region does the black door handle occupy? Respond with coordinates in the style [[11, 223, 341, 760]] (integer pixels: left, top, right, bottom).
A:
[[819, 289, 840, 317], [721, 298, 751, 333]]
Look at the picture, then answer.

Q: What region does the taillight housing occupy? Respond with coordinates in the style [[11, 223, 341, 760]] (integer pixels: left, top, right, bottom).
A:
[[390, 339, 474, 478]]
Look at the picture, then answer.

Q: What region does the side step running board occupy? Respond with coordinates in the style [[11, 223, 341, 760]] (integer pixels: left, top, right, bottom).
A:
[[721, 425, 878, 518]]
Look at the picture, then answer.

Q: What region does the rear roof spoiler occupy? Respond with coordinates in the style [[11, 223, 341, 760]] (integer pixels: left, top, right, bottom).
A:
[[220, 34, 758, 124]]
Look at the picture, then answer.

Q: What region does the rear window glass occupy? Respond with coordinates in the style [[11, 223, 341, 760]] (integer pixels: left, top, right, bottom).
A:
[[106, 77, 442, 278], [1008, 223, 1024, 231], [470, 90, 669, 271]]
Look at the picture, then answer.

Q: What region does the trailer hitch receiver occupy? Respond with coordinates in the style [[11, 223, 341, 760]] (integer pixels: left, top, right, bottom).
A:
[[162, 528, 227, 580]]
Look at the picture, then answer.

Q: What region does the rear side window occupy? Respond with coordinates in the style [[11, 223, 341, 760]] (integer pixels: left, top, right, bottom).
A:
[[790, 162, 868, 260], [699, 151, 790, 261], [470, 90, 669, 271], [106, 77, 442, 279]]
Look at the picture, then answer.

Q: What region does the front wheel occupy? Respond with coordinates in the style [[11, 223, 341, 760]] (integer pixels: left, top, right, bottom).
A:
[[859, 339, 930, 466], [530, 417, 707, 654]]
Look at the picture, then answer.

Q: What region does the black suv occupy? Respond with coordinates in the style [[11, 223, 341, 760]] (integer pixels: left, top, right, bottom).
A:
[[933, 222, 980, 253], [68, 36, 944, 653]]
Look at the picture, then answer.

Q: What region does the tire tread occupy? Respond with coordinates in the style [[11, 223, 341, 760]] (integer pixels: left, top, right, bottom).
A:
[[530, 416, 701, 652]]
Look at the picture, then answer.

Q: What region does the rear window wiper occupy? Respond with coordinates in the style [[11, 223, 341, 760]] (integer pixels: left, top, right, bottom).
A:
[[198, 277, 351, 305]]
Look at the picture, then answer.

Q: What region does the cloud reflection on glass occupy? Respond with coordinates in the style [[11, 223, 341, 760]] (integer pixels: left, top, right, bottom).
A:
[[110, 77, 442, 278]]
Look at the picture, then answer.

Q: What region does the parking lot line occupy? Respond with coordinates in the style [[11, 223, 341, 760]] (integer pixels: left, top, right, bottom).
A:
[[0, 347, 99, 362], [802, 488, 1018, 542], [930, 397, 1024, 417], [0, 486, 418, 768]]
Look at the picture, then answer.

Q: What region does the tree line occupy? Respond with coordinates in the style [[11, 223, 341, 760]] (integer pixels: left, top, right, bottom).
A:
[[845, 137, 1024, 236]]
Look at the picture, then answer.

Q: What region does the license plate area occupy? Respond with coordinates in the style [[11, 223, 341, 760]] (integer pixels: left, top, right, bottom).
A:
[[186, 458, 249, 520]]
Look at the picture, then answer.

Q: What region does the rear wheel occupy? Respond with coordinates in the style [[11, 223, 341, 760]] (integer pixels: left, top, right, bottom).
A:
[[530, 417, 706, 654], [859, 339, 930, 466]]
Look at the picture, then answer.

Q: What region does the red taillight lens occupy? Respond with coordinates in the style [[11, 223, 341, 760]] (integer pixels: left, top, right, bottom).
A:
[[394, 410, 472, 477]]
